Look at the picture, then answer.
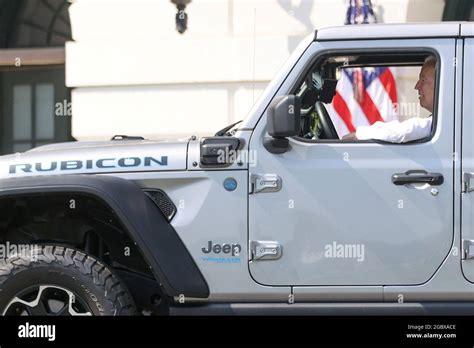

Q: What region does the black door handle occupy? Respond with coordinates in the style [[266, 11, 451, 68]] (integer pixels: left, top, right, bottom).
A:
[[392, 170, 444, 186]]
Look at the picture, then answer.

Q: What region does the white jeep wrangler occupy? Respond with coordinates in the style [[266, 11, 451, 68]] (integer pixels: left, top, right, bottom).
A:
[[0, 22, 473, 316]]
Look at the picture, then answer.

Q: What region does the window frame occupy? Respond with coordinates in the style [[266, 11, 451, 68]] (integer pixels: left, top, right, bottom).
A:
[[1, 65, 72, 155], [288, 47, 441, 145]]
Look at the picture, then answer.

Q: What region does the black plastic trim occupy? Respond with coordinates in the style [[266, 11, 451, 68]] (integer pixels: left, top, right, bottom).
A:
[[170, 302, 474, 316], [392, 170, 444, 186], [0, 174, 209, 298]]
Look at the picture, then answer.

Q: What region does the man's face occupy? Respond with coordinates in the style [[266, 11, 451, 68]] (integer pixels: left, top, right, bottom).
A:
[[414, 64, 435, 113]]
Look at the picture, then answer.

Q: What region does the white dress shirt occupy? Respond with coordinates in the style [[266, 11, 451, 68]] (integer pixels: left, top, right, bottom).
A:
[[355, 116, 432, 143]]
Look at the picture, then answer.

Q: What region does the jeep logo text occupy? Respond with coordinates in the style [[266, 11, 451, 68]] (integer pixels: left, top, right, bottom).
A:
[[202, 241, 241, 256], [9, 156, 168, 174]]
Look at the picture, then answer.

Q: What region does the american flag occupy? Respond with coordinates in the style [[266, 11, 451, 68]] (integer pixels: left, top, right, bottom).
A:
[[327, 0, 398, 136]]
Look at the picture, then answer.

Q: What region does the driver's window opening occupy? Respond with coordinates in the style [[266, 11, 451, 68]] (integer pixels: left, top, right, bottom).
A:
[[296, 52, 437, 143]]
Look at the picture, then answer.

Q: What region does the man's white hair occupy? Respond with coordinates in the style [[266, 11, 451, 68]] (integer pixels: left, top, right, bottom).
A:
[[424, 55, 436, 69]]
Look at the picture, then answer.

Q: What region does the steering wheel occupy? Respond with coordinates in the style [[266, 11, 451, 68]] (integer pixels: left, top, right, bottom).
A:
[[315, 101, 339, 140]]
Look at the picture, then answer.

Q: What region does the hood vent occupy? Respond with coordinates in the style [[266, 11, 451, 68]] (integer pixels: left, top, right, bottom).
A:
[[143, 189, 177, 221]]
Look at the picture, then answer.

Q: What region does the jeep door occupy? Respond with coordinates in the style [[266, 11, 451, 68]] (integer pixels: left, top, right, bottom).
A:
[[461, 36, 474, 281], [248, 39, 455, 286]]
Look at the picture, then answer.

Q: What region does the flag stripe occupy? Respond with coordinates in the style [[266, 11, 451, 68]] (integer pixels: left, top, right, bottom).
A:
[[334, 71, 370, 128], [333, 92, 356, 132], [327, 103, 350, 136], [366, 77, 398, 122], [358, 89, 384, 124], [379, 68, 398, 105], [328, 0, 398, 137]]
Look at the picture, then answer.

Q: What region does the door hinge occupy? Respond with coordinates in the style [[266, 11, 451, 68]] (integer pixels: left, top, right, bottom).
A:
[[249, 173, 282, 194], [462, 239, 474, 260], [249, 241, 283, 261], [463, 173, 474, 193]]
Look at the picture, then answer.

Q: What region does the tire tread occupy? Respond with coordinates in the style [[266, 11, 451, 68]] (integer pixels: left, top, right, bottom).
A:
[[0, 245, 137, 316]]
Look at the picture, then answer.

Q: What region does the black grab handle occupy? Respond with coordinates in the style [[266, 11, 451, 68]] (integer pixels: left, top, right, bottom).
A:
[[392, 170, 444, 186]]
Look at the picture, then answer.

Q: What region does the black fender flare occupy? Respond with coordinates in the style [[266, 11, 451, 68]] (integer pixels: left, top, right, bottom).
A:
[[0, 174, 209, 299]]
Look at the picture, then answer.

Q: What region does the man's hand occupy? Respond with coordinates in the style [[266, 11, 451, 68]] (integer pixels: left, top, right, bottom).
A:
[[342, 132, 357, 141]]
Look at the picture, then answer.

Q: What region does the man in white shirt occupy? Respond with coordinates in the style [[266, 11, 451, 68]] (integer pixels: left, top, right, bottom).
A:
[[342, 57, 435, 143]]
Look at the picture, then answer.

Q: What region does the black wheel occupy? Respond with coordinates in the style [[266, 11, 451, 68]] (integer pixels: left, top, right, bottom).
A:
[[0, 245, 137, 316]]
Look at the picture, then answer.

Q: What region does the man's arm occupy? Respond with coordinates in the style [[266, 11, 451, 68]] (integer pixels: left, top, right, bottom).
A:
[[347, 116, 432, 143]]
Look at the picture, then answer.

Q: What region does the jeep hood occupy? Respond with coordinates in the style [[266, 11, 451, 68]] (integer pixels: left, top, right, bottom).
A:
[[0, 139, 189, 179]]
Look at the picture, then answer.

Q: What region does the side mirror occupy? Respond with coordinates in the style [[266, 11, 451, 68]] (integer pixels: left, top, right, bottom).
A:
[[265, 95, 301, 154]]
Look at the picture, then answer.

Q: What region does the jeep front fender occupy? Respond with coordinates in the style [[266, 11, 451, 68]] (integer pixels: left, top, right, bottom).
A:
[[0, 174, 209, 298]]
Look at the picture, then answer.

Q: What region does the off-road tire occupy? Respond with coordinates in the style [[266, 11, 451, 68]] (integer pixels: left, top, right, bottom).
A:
[[0, 245, 137, 315]]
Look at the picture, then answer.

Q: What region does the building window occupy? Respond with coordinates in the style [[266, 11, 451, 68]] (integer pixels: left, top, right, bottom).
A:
[[0, 0, 72, 155], [2, 67, 71, 154]]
